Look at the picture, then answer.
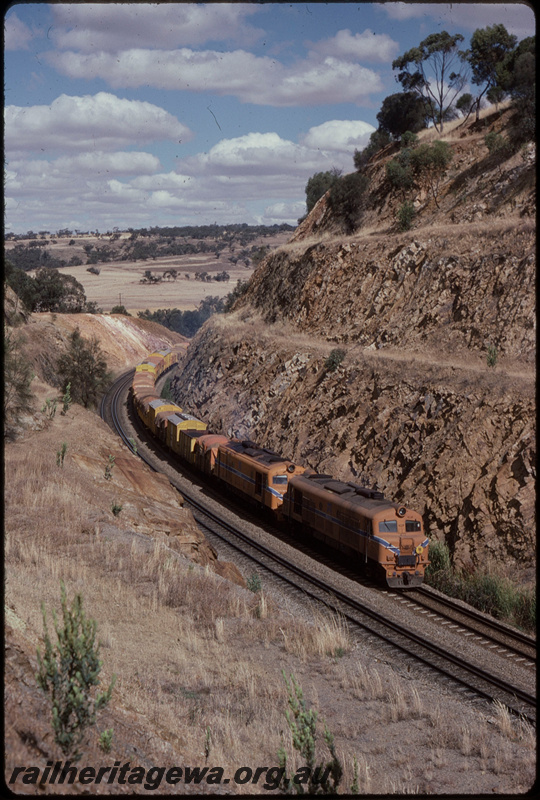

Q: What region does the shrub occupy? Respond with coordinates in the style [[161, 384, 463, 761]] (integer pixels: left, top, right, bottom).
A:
[[4, 329, 35, 435], [484, 131, 511, 155], [324, 348, 346, 372], [401, 130, 419, 149], [36, 582, 116, 759], [487, 345, 498, 368], [104, 455, 115, 481], [98, 729, 113, 753], [111, 502, 122, 517], [57, 328, 112, 409], [246, 573, 262, 593], [397, 201, 416, 231], [328, 172, 370, 234], [56, 442, 67, 468], [278, 672, 343, 794]]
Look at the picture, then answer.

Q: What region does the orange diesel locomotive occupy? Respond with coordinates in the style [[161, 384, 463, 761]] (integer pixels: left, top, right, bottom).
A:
[[130, 349, 429, 587]]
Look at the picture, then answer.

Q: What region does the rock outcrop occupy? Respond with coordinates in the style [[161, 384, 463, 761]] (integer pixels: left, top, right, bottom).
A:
[[171, 317, 534, 581]]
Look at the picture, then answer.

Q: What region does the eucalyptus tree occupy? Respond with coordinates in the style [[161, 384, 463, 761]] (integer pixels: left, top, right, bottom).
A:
[[392, 31, 468, 133]]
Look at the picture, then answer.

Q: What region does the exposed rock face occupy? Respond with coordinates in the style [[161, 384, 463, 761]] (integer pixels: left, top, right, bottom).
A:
[[237, 226, 535, 363], [172, 318, 534, 581]]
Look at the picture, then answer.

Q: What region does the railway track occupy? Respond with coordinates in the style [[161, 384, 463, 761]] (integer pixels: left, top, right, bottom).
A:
[[101, 370, 536, 724]]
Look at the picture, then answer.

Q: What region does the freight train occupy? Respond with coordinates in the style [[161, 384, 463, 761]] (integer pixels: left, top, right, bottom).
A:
[[130, 347, 429, 587]]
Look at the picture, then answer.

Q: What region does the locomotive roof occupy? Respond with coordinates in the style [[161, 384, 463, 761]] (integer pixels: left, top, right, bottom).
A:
[[291, 472, 397, 512], [222, 439, 292, 466]]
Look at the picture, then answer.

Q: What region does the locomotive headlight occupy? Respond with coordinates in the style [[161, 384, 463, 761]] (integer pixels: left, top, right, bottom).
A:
[[415, 545, 424, 555]]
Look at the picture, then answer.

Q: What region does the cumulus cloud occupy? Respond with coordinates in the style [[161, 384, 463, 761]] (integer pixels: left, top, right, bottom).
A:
[[181, 132, 335, 179], [308, 28, 399, 63], [381, 2, 534, 38], [50, 2, 264, 51], [4, 92, 192, 155], [46, 47, 383, 107], [4, 11, 34, 50], [302, 120, 375, 154]]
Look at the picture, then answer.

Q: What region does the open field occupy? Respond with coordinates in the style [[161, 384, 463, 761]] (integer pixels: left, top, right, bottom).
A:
[[5, 229, 293, 314]]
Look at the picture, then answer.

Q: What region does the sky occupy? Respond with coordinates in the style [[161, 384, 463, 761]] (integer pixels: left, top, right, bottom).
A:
[[4, 1, 535, 234]]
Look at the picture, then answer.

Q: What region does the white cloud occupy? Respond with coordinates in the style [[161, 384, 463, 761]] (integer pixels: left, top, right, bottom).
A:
[[50, 2, 264, 51], [181, 132, 335, 179], [382, 2, 535, 39], [302, 120, 376, 154], [46, 47, 384, 107], [5, 93, 192, 155], [261, 201, 306, 224], [308, 28, 399, 63], [4, 11, 34, 50]]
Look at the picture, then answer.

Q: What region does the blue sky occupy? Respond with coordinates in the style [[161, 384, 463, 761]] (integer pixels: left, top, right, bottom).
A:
[[4, 2, 535, 234]]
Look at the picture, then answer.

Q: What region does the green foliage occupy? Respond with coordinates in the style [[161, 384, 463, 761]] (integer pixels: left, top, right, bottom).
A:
[[353, 128, 392, 170], [305, 169, 342, 215], [42, 398, 58, 419], [98, 729, 114, 753], [484, 132, 510, 156], [376, 92, 429, 139], [104, 454, 115, 481], [278, 672, 343, 794], [36, 582, 116, 759], [497, 35, 535, 140], [4, 261, 97, 313], [425, 540, 536, 633], [61, 383, 72, 415], [56, 442, 67, 468], [4, 329, 34, 436], [204, 726, 212, 762], [486, 344, 498, 368], [408, 140, 453, 207], [397, 201, 416, 231], [386, 153, 415, 193], [138, 296, 226, 337], [400, 130, 419, 149], [160, 378, 174, 401], [324, 348, 346, 372], [128, 438, 138, 455], [57, 328, 112, 409], [246, 573, 262, 593], [110, 305, 131, 315], [468, 24, 517, 118], [392, 31, 468, 133], [111, 502, 122, 517], [328, 172, 369, 234]]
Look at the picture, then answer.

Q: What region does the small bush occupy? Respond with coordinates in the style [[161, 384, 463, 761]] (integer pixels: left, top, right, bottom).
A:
[[104, 454, 115, 481], [278, 672, 343, 794], [324, 348, 345, 372], [36, 582, 116, 759], [56, 442, 67, 468], [484, 131, 511, 155], [328, 172, 370, 234], [98, 729, 113, 753], [246, 573, 262, 593], [397, 201, 416, 231], [487, 344, 498, 368], [425, 539, 536, 633], [111, 502, 122, 517]]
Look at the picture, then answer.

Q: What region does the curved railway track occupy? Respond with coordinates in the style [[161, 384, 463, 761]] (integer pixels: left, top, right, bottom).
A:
[[101, 369, 536, 724]]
